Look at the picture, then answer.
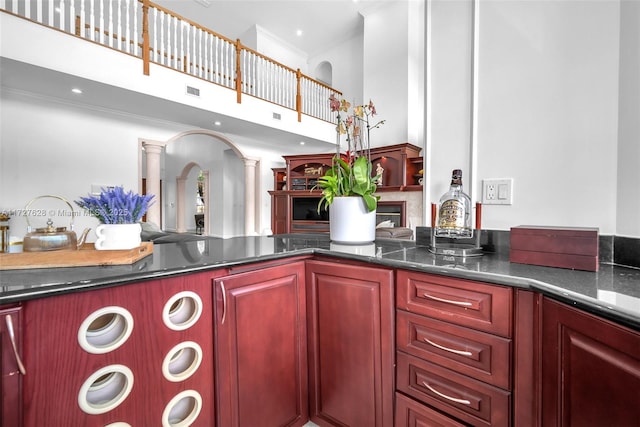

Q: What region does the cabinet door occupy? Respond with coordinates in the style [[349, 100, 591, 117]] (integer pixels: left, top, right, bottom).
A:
[[542, 298, 640, 427], [22, 273, 216, 427], [1, 306, 23, 427], [213, 262, 308, 427], [272, 194, 288, 235], [306, 260, 394, 427]]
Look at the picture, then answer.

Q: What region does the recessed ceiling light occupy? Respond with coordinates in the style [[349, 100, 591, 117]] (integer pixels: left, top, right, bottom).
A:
[[299, 141, 305, 145], [214, 121, 221, 126], [296, 29, 303, 37], [71, 88, 83, 94]]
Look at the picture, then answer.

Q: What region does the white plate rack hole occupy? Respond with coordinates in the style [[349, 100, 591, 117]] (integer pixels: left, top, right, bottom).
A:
[[163, 292, 203, 331], [78, 307, 133, 354], [162, 341, 203, 382], [78, 365, 134, 415], [162, 390, 202, 427]]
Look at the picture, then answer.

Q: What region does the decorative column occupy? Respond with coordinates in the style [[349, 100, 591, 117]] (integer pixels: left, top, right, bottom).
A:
[[142, 141, 165, 227], [175, 176, 186, 233], [243, 158, 258, 235]]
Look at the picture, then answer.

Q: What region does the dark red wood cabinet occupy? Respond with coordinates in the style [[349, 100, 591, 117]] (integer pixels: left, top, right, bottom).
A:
[[1, 305, 23, 427], [213, 262, 308, 427], [21, 272, 218, 427], [306, 260, 395, 427], [395, 270, 514, 426], [541, 298, 640, 427]]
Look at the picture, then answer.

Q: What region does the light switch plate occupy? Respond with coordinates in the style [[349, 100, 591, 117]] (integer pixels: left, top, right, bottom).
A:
[[482, 178, 513, 205]]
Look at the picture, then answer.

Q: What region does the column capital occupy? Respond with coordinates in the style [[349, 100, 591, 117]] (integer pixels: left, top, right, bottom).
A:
[[142, 140, 166, 154], [243, 158, 259, 168]]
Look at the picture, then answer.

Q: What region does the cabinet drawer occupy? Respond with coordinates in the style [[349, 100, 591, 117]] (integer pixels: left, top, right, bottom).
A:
[[397, 310, 511, 389], [395, 392, 466, 427], [397, 270, 512, 337], [397, 352, 511, 427]]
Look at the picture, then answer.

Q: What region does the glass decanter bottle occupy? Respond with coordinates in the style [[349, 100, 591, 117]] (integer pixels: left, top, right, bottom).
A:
[[435, 169, 473, 238]]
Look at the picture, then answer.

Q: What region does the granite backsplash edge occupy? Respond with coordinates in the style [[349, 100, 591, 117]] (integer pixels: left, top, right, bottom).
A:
[[415, 227, 639, 269]]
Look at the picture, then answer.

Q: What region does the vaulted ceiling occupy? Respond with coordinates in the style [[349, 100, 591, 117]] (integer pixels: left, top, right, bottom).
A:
[[154, 0, 397, 56]]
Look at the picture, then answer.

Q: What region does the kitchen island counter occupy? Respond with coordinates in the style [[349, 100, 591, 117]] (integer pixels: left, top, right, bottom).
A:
[[1, 234, 638, 329]]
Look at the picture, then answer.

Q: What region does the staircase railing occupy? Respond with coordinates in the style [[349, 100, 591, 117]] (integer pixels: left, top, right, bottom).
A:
[[1, 0, 340, 123]]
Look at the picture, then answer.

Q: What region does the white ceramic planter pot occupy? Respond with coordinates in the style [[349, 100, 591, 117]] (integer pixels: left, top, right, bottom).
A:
[[95, 223, 142, 250], [329, 197, 376, 244]]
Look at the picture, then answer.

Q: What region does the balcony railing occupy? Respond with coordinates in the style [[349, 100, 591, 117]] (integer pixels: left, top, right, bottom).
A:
[[1, 0, 341, 123]]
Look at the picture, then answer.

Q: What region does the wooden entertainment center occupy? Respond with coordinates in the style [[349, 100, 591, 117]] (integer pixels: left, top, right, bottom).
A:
[[269, 143, 423, 234]]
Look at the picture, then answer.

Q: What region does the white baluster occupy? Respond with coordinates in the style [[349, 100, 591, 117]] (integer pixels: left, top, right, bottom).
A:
[[88, 0, 95, 40], [187, 25, 192, 74], [24, 0, 30, 19], [108, 0, 113, 48], [156, 10, 162, 64], [124, 0, 130, 53], [69, 0, 75, 35], [278, 66, 283, 105], [47, 0, 53, 27], [79, 0, 85, 38], [132, 0, 137, 55], [205, 32, 210, 81], [225, 41, 230, 88], [214, 37, 219, 84], [173, 15, 178, 69], [58, 0, 65, 31], [36, 0, 42, 23], [230, 42, 235, 88], [180, 20, 184, 72], [116, 0, 121, 50], [241, 50, 245, 94], [97, 0, 103, 44], [249, 52, 254, 95], [273, 64, 278, 103]]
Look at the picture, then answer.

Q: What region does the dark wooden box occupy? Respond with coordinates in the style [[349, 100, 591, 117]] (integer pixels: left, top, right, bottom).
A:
[[510, 226, 599, 272]]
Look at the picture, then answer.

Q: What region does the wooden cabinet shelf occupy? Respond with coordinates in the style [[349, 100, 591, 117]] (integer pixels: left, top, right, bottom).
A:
[[270, 144, 423, 234]]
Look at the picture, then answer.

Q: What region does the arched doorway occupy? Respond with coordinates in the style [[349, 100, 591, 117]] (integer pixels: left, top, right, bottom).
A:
[[141, 130, 260, 237], [315, 61, 333, 86], [176, 162, 210, 235]]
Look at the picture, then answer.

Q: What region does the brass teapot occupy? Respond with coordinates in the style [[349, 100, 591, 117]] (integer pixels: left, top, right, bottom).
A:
[[22, 195, 91, 252]]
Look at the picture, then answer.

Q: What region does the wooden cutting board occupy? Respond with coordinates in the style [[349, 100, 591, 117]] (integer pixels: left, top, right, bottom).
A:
[[0, 242, 153, 270]]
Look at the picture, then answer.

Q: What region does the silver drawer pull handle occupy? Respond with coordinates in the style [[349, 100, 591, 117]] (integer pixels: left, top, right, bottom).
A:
[[424, 338, 473, 356], [5, 315, 26, 376], [422, 381, 471, 405], [423, 293, 472, 307], [220, 281, 227, 325]]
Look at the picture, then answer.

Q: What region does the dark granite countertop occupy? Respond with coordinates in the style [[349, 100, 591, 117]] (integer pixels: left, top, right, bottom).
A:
[[1, 234, 639, 330]]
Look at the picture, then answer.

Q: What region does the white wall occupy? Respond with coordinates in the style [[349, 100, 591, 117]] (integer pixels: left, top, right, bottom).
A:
[[362, 1, 412, 148], [243, 24, 310, 74], [309, 33, 365, 108], [428, 0, 474, 210], [617, 0, 640, 237], [475, 0, 620, 233], [426, 0, 638, 236], [0, 89, 186, 240]]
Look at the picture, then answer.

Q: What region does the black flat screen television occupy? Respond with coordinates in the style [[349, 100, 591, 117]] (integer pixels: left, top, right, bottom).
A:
[[292, 197, 329, 221]]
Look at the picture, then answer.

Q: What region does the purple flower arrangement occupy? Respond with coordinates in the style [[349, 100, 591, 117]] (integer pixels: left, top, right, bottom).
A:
[[75, 186, 155, 224]]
